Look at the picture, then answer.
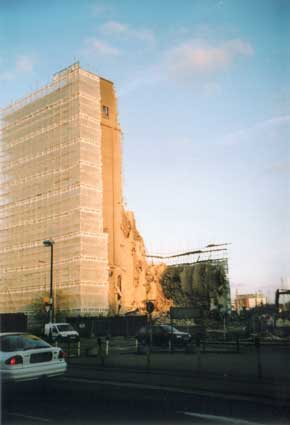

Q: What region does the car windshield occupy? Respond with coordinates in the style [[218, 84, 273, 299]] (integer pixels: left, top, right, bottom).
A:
[[57, 324, 74, 332], [160, 325, 180, 333], [0, 334, 50, 352]]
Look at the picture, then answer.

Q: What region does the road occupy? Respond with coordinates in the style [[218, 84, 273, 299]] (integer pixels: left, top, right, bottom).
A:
[[2, 363, 290, 425]]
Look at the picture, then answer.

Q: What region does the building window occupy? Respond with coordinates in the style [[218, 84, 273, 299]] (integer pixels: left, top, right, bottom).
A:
[[102, 105, 110, 118]]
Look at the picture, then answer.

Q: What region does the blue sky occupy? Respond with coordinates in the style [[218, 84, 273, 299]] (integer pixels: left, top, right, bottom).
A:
[[1, 0, 289, 299]]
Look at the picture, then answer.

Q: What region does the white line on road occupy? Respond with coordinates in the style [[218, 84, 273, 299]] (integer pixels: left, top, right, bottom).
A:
[[62, 376, 188, 392], [8, 412, 51, 422], [178, 411, 263, 425]]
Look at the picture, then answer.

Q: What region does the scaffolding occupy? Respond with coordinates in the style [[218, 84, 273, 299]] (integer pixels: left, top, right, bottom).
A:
[[147, 243, 230, 268], [147, 243, 231, 312], [0, 63, 109, 315]]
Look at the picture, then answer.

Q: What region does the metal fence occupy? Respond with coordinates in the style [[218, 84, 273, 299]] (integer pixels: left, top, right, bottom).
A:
[[69, 334, 290, 381], [0, 313, 27, 332], [67, 315, 147, 338]]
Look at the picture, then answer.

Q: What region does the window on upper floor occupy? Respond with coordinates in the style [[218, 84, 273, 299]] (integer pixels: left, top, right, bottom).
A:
[[102, 105, 110, 118]]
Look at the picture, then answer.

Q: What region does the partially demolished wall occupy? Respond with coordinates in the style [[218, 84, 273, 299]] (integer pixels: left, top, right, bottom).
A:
[[160, 261, 231, 313]]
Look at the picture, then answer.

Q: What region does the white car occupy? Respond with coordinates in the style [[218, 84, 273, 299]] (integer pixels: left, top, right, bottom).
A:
[[44, 322, 79, 341], [0, 332, 67, 383]]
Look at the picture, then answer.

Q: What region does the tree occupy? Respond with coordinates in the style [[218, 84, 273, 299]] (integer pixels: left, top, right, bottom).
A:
[[27, 290, 70, 331]]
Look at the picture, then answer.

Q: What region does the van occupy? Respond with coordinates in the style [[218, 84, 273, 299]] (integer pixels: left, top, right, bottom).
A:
[[44, 322, 79, 342]]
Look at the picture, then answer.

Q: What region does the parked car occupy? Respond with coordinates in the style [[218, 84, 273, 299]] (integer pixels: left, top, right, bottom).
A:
[[43, 322, 79, 342], [136, 324, 192, 347], [0, 332, 67, 383]]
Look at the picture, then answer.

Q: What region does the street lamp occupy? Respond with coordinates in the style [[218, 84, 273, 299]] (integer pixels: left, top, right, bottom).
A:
[[43, 239, 54, 323]]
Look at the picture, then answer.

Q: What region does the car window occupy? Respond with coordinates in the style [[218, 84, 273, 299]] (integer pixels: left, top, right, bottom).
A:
[[0, 335, 21, 352], [21, 335, 50, 350], [160, 325, 179, 333], [57, 324, 74, 332], [0, 334, 50, 352]]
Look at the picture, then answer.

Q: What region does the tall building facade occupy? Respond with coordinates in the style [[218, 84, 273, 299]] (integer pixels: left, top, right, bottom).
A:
[[0, 63, 155, 316]]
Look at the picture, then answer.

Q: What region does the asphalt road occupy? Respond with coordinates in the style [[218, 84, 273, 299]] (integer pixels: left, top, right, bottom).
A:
[[2, 366, 290, 425], [1, 379, 238, 425]]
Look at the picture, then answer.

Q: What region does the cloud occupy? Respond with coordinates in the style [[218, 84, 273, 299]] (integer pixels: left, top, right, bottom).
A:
[[0, 71, 15, 81], [84, 38, 121, 56], [100, 20, 155, 44], [118, 64, 163, 97], [165, 39, 254, 79], [215, 0, 225, 8], [222, 114, 290, 146], [101, 21, 127, 34], [265, 160, 290, 175], [16, 55, 34, 73], [257, 114, 290, 129], [204, 81, 222, 97], [0, 55, 35, 81], [118, 73, 162, 97], [91, 3, 113, 16]]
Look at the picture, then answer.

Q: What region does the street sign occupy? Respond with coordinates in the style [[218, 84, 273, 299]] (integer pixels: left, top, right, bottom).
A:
[[146, 301, 154, 314], [44, 303, 51, 313]]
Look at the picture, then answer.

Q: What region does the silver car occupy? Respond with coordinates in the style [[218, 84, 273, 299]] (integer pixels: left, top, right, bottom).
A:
[[0, 332, 67, 383]]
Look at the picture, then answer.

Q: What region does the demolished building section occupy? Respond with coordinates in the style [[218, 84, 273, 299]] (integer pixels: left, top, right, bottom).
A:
[[147, 246, 231, 315], [160, 261, 231, 314]]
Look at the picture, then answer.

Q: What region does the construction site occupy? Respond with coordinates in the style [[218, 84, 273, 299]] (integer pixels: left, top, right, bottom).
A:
[[0, 63, 231, 318]]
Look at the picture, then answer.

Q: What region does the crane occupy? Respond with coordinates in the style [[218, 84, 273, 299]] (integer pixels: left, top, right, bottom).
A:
[[275, 289, 290, 313]]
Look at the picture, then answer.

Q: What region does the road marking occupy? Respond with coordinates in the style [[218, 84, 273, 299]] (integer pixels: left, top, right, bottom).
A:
[[8, 412, 51, 422], [62, 376, 188, 392], [178, 411, 263, 425]]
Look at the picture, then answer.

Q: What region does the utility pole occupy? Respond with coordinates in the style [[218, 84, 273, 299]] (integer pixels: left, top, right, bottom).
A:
[[43, 239, 55, 323]]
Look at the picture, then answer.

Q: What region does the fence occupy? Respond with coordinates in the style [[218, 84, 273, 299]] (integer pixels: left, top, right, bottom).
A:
[[67, 315, 147, 338], [69, 334, 290, 381], [0, 313, 27, 332]]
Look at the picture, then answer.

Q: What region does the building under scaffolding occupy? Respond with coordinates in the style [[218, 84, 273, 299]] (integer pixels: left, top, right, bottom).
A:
[[0, 63, 125, 315]]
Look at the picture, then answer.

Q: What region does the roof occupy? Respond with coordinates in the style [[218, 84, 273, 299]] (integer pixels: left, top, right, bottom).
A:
[[236, 293, 265, 299]]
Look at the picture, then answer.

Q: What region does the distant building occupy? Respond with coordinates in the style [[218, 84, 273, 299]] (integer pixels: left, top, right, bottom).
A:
[[234, 292, 267, 311]]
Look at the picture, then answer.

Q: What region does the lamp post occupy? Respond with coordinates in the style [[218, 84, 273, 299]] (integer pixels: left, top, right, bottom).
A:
[[43, 239, 54, 323]]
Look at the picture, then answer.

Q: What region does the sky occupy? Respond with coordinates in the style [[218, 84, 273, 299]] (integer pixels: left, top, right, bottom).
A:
[[0, 0, 289, 300]]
